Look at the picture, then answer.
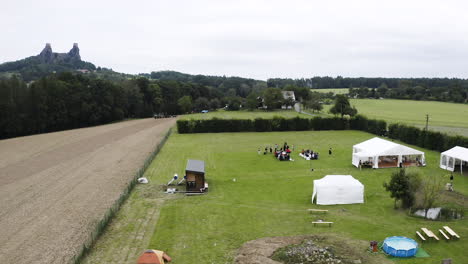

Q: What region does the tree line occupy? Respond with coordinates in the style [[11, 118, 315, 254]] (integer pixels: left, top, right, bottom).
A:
[[0, 73, 224, 139], [268, 77, 468, 103]]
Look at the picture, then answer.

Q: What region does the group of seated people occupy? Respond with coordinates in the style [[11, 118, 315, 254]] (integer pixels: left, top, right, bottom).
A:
[[300, 149, 319, 160], [274, 149, 291, 161]]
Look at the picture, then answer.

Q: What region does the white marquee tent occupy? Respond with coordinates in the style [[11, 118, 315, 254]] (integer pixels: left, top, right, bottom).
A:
[[352, 137, 425, 169], [311, 175, 364, 205], [440, 146, 468, 173]]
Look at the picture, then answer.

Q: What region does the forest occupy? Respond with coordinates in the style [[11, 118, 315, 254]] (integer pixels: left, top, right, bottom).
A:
[[268, 76, 468, 103]]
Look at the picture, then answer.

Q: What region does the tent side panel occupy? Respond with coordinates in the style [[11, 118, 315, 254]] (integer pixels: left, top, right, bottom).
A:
[[352, 154, 360, 167]]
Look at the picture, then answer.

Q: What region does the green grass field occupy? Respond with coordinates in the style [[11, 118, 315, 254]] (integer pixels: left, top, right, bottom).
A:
[[321, 99, 468, 136], [311, 88, 349, 94], [83, 130, 468, 264], [181, 109, 314, 120]]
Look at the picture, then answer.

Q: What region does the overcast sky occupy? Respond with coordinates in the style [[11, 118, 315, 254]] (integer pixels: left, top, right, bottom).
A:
[[1, 0, 468, 80]]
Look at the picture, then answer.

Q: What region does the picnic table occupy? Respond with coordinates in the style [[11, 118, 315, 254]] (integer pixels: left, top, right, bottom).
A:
[[416, 231, 426, 241], [307, 209, 328, 214], [312, 221, 333, 227], [421, 227, 440, 241], [443, 226, 460, 239]]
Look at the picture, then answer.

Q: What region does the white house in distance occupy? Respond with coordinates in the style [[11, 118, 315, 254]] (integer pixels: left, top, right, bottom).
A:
[[281, 91, 296, 109], [312, 175, 364, 205], [440, 146, 468, 174], [352, 137, 425, 169]]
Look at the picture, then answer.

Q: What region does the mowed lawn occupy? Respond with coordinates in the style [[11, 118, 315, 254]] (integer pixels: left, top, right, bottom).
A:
[[144, 131, 468, 264], [181, 109, 312, 120]]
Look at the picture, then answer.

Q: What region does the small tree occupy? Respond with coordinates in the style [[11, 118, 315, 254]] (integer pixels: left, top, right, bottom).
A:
[[305, 99, 323, 112], [421, 174, 443, 217], [282, 97, 295, 109], [383, 168, 420, 209], [245, 92, 259, 110], [329, 95, 357, 117]]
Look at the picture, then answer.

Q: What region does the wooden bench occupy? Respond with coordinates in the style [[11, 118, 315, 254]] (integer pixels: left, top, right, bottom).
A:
[[416, 231, 426, 241], [443, 226, 460, 239], [439, 229, 450, 240], [421, 227, 440, 241], [307, 209, 328, 214], [312, 221, 333, 227]]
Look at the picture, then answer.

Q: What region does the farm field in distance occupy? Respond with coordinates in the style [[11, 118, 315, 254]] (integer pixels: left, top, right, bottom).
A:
[[83, 130, 468, 264], [347, 99, 468, 136], [181, 109, 314, 120], [311, 88, 349, 94], [0, 118, 176, 264]]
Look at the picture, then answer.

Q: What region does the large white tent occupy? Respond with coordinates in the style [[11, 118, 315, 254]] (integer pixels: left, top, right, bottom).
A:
[[440, 146, 468, 173], [352, 137, 425, 169], [311, 175, 364, 205]]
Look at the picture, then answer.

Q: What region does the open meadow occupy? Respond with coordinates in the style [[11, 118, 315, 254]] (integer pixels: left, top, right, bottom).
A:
[[0, 118, 176, 264], [311, 88, 349, 94], [83, 130, 468, 264], [181, 109, 313, 120], [319, 99, 468, 137]]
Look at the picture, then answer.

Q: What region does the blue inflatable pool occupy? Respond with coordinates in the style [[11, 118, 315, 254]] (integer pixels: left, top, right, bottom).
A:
[[382, 236, 418, 257]]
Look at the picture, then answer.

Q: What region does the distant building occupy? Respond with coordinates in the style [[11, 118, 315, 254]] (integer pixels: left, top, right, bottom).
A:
[[281, 91, 296, 109], [76, 69, 90, 74]]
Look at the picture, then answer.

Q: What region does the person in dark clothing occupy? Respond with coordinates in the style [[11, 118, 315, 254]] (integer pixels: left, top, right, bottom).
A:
[[270, 147, 273, 153], [329, 148, 332, 155]]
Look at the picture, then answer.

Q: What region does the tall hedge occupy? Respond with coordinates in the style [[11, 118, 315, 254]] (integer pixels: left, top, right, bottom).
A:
[[177, 115, 468, 151], [388, 123, 468, 151], [178, 115, 380, 134]]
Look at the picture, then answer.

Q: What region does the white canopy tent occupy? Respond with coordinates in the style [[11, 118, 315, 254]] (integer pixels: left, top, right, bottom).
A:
[[311, 175, 364, 205], [440, 146, 468, 173], [352, 137, 425, 169]]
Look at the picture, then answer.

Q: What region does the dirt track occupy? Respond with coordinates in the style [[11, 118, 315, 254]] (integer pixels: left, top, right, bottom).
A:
[[0, 118, 176, 264]]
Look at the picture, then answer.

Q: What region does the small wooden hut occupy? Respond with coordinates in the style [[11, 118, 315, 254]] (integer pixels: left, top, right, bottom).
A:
[[185, 159, 206, 192]]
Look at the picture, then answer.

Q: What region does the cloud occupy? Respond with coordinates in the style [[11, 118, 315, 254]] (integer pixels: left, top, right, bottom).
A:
[[1, 0, 468, 79]]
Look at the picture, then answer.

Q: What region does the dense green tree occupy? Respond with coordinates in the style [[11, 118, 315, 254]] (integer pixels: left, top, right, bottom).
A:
[[209, 98, 220, 110], [194, 97, 209, 111], [263, 87, 283, 110], [177, 96, 192, 113], [226, 96, 242, 111], [383, 169, 420, 209], [245, 92, 259, 110], [329, 95, 357, 117]]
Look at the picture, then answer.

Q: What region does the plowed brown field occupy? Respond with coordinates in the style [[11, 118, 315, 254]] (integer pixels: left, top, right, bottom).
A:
[[0, 118, 176, 264]]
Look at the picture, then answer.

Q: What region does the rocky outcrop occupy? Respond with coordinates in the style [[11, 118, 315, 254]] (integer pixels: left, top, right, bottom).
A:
[[38, 43, 81, 64]]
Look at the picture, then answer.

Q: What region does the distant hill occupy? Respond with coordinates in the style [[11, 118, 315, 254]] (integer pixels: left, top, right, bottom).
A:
[[0, 43, 97, 81], [144, 70, 267, 97]]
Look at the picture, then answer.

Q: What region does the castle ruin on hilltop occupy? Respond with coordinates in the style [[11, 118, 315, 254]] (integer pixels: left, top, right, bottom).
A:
[[39, 43, 81, 64]]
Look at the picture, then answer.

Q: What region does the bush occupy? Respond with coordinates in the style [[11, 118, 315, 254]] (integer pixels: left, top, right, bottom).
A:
[[388, 123, 468, 151]]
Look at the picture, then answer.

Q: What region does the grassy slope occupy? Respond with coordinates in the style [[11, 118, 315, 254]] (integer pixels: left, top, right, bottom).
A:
[[146, 131, 468, 264], [180, 109, 314, 120]]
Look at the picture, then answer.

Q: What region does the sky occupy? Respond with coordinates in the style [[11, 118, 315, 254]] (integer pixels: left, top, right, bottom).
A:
[[1, 0, 468, 80]]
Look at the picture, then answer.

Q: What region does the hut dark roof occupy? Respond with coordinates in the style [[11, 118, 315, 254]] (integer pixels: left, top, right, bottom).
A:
[[186, 159, 205, 173]]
